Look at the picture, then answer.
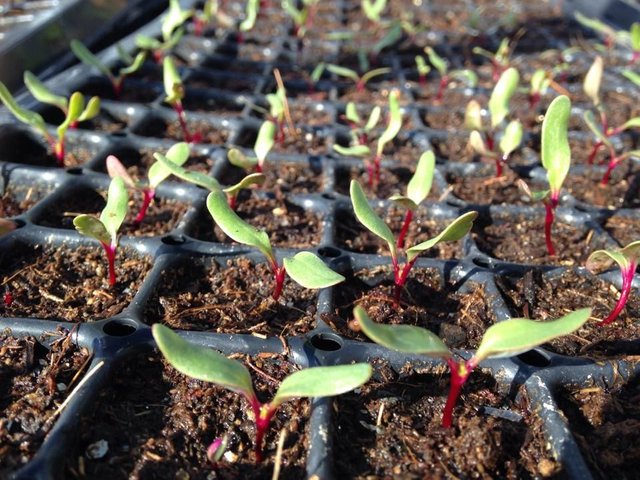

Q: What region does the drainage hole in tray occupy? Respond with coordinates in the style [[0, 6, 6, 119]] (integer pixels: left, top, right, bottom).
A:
[[309, 332, 343, 351], [103, 319, 138, 337]]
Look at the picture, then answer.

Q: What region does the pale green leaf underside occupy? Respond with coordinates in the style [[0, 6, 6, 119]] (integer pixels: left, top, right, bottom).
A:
[[73, 215, 110, 245], [354, 306, 451, 357], [406, 211, 477, 262], [388, 195, 417, 211], [541, 95, 571, 193], [163, 56, 183, 103], [0, 82, 47, 133], [364, 106, 382, 131], [206, 190, 273, 260], [149, 142, 191, 188], [587, 240, 640, 271], [333, 144, 370, 157], [350, 180, 396, 257], [489, 67, 519, 128], [255, 120, 276, 165], [228, 148, 258, 169], [283, 252, 345, 289], [584, 56, 603, 106], [499, 120, 523, 156], [272, 363, 372, 406], [224, 173, 265, 195], [407, 151, 435, 205], [475, 308, 592, 362], [100, 176, 128, 241], [152, 324, 255, 398]]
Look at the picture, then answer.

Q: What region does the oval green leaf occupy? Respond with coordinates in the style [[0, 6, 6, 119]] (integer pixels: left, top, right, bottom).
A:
[[254, 120, 276, 166], [542, 95, 571, 195], [499, 120, 523, 157], [153, 151, 220, 192], [0, 82, 47, 134], [350, 180, 396, 258], [489, 67, 519, 128], [407, 151, 435, 206], [70, 40, 112, 78], [24, 72, 67, 111], [100, 176, 128, 242], [149, 142, 191, 188], [584, 56, 603, 107], [406, 211, 477, 262], [333, 144, 371, 157], [223, 173, 265, 195], [283, 252, 345, 289], [73, 214, 110, 245]]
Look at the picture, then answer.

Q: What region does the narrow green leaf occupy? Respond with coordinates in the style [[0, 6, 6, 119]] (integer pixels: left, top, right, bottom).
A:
[[530, 69, 549, 94], [425, 47, 448, 76], [254, 120, 276, 166], [541, 96, 571, 194], [415, 55, 430, 76], [468, 130, 489, 155], [153, 151, 220, 191], [474, 308, 592, 362], [206, 190, 273, 261], [326, 64, 359, 82], [162, 0, 193, 42], [283, 252, 345, 289], [587, 240, 640, 272], [163, 56, 183, 104], [149, 142, 191, 188], [345, 102, 361, 124], [272, 363, 372, 407], [119, 51, 147, 76], [582, 110, 610, 145], [223, 173, 265, 195], [23, 72, 67, 111], [333, 144, 371, 157], [631, 22, 640, 51], [350, 180, 396, 258], [135, 35, 161, 51], [489, 67, 519, 128], [0, 82, 47, 134], [100, 176, 128, 242], [116, 44, 134, 64], [364, 106, 382, 131], [70, 40, 112, 78], [228, 148, 258, 170], [361, 68, 391, 87], [152, 324, 255, 399], [584, 56, 603, 107], [451, 69, 478, 88], [622, 69, 640, 87], [73, 214, 110, 245], [57, 92, 85, 139], [406, 151, 435, 206], [499, 120, 523, 157], [574, 12, 615, 38], [620, 117, 640, 131], [354, 305, 451, 357], [406, 211, 477, 262], [240, 0, 259, 31], [376, 89, 401, 156], [310, 62, 325, 83], [465, 100, 483, 131], [77, 96, 100, 122], [372, 25, 402, 55]]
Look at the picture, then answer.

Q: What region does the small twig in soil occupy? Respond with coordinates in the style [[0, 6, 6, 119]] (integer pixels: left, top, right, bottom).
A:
[[52, 360, 105, 420], [246, 360, 280, 385], [271, 428, 287, 480]]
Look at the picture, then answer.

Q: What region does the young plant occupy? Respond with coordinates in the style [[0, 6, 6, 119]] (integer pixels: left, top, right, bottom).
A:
[[575, 13, 640, 63], [465, 67, 522, 177], [193, 0, 234, 36], [473, 37, 512, 81], [325, 64, 391, 93], [72, 177, 128, 287], [414, 55, 431, 87], [354, 305, 591, 428], [227, 120, 276, 173], [153, 323, 372, 462], [371, 89, 401, 185], [207, 189, 345, 300], [282, 0, 319, 38], [518, 95, 571, 256], [163, 56, 200, 143], [0, 82, 100, 166], [528, 69, 550, 110], [136, 0, 193, 63], [337, 101, 382, 146], [106, 142, 191, 224], [239, 0, 260, 34], [350, 179, 477, 303], [70, 40, 146, 97], [587, 241, 640, 325], [423, 47, 478, 103], [362, 0, 387, 24]]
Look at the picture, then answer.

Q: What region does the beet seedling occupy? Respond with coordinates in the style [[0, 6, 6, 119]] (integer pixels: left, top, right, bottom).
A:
[[337, 101, 381, 146], [351, 179, 477, 303], [473, 37, 512, 82], [207, 189, 344, 300], [193, 0, 235, 36], [424, 47, 478, 103], [282, 0, 319, 38], [107, 142, 191, 224], [0, 82, 99, 166], [136, 0, 193, 63], [163, 56, 201, 143], [153, 323, 371, 462], [518, 95, 571, 257], [528, 69, 551, 110], [70, 40, 146, 98], [239, 0, 260, 34], [354, 305, 591, 428], [587, 240, 640, 325], [325, 64, 391, 93], [362, 0, 387, 24], [73, 177, 128, 287], [575, 13, 640, 63], [228, 120, 276, 173], [414, 55, 430, 87]]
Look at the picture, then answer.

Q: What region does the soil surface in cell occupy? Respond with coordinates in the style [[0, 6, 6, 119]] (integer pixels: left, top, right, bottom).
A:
[[603, 215, 640, 247], [334, 360, 560, 479], [145, 257, 316, 336], [0, 244, 151, 321], [0, 184, 50, 217], [219, 159, 323, 194], [446, 168, 535, 205], [0, 331, 90, 477], [135, 116, 230, 145], [334, 165, 431, 200], [498, 269, 640, 358], [329, 266, 494, 348], [65, 352, 308, 480]]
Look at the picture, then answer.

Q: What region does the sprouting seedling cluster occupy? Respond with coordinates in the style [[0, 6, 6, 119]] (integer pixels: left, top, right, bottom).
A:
[[228, 120, 276, 174], [73, 177, 128, 287], [193, 0, 235, 36], [336, 102, 381, 148], [575, 13, 640, 63], [0, 75, 100, 166], [473, 37, 512, 81], [136, 0, 193, 63], [587, 240, 640, 326], [70, 39, 147, 98], [163, 56, 201, 143], [466, 67, 522, 177], [518, 95, 571, 257], [282, 0, 319, 38], [354, 305, 592, 427], [422, 47, 478, 103], [325, 63, 391, 93], [153, 323, 372, 462]]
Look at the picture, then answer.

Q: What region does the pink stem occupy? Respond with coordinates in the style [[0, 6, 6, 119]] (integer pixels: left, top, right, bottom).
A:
[[393, 258, 417, 304], [419, 74, 426, 88], [435, 75, 449, 103], [271, 262, 286, 301], [113, 78, 123, 99], [632, 51, 640, 65], [134, 188, 155, 224], [600, 264, 636, 326], [54, 140, 65, 167], [485, 132, 494, 153], [173, 101, 196, 143], [587, 140, 604, 166], [442, 358, 476, 428], [599, 109, 609, 136], [227, 194, 237, 210], [601, 144, 618, 185], [529, 92, 541, 110], [396, 210, 413, 249], [544, 198, 556, 256], [248, 397, 276, 463], [495, 155, 505, 178], [99, 241, 117, 287]]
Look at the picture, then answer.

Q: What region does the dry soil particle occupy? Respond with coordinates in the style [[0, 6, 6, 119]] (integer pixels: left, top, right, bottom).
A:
[[65, 352, 308, 480], [497, 269, 640, 358], [333, 361, 560, 479], [556, 379, 640, 480], [0, 331, 90, 477], [330, 266, 494, 348], [0, 244, 151, 321], [144, 257, 316, 336]]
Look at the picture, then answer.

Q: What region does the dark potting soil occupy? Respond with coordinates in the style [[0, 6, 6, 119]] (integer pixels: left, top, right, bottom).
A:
[[0, 244, 151, 321], [333, 165, 430, 200], [330, 266, 495, 348], [564, 169, 640, 210], [0, 184, 51, 217], [473, 216, 607, 266], [144, 257, 316, 336], [65, 352, 308, 480], [497, 269, 640, 358], [446, 169, 532, 205], [556, 379, 640, 480], [603, 215, 640, 247], [218, 160, 324, 194], [335, 207, 465, 259], [0, 331, 90, 478], [333, 360, 559, 479], [135, 116, 230, 145]]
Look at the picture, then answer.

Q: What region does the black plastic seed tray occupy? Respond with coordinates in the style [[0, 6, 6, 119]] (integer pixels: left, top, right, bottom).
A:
[[2, 0, 640, 478]]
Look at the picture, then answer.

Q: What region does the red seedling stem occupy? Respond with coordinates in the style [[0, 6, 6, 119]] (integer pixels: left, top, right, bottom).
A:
[[393, 258, 417, 304], [396, 210, 413, 249], [529, 91, 541, 110], [632, 51, 640, 65], [543, 197, 558, 256], [247, 396, 276, 463], [227, 194, 237, 210], [54, 140, 65, 167], [442, 358, 477, 428], [3, 289, 13, 307], [270, 261, 286, 301], [134, 188, 156, 224], [601, 144, 619, 185], [173, 101, 201, 143], [99, 241, 117, 287], [435, 75, 449, 103], [587, 139, 604, 165], [495, 155, 506, 178], [600, 263, 636, 326]]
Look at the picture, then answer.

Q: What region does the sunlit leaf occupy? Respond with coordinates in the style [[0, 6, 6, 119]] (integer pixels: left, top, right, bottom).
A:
[[499, 120, 522, 156], [100, 176, 128, 242], [23, 71, 67, 111], [406, 211, 477, 262], [489, 67, 519, 128], [333, 144, 370, 157], [255, 120, 276, 167], [283, 252, 345, 289], [584, 56, 603, 107], [149, 142, 191, 188], [350, 180, 396, 258], [406, 151, 435, 206], [541, 95, 571, 195], [376, 89, 401, 156]]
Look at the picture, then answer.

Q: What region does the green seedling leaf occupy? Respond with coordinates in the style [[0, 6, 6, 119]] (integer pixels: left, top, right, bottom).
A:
[[77, 96, 100, 122], [620, 117, 640, 131], [73, 215, 110, 245], [120, 51, 147, 76], [451, 69, 478, 88], [310, 63, 326, 83], [406, 211, 477, 262], [163, 0, 193, 42], [465, 100, 483, 131], [425, 46, 447, 76], [0, 82, 47, 134], [206, 190, 273, 260], [587, 240, 640, 272], [415, 55, 430, 76], [364, 106, 382, 131], [499, 120, 523, 156], [489, 67, 519, 128], [149, 142, 191, 188], [530, 69, 549, 94], [0, 218, 16, 236], [582, 110, 611, 146], [23, 72, 67, 111], [622, 69, 640, 87], [57, 92, 85, 138], [468, 130, 489, 155], [153, 150, 220, 191], [584, 56, 603, 107], [326, 64, 359, 82], [240, 0, 259, 31], [117, 44, 134, 64], [376, 90, 401, 156], [631, 22, 640, 51], [354, 305, 451, 357], [361, 67, 391, 86], [345, 102, 361, 124], [541, 95, 571, 195], [135, 35, 161, 51], [70, 40, 112, 78], [255, 120, 276, 167], [333, 144, 371, 157], [574, 12, 616, 39], [362, 0, 386, 22], [517, 179, 549, 203], [372, 23, 402, 55], [228, 148, 258, 170], [223, 173, 265, 196], [283, 251, 345, 289], [406, 150, 435, 205], [163, 56, 184, 104], [350, 180, 396, 258], [100, 176, 128, 241], [153, 324, 255, 398], [474, 308, 592, 362], [272, 363, 372, 407]]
